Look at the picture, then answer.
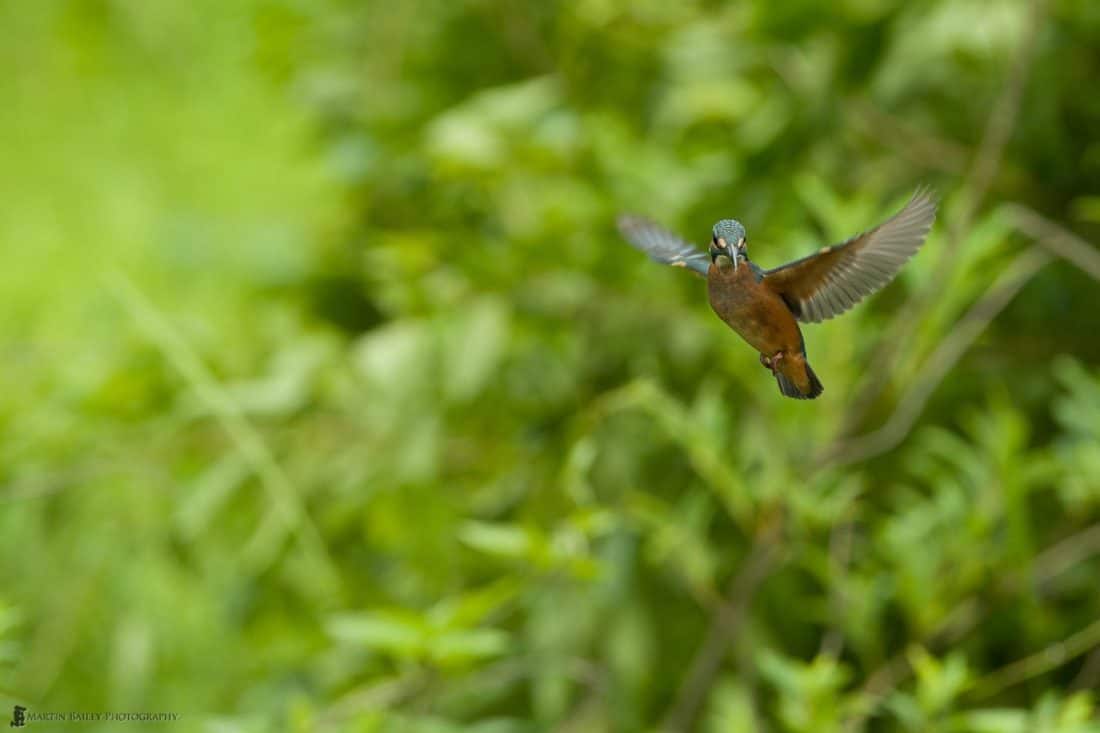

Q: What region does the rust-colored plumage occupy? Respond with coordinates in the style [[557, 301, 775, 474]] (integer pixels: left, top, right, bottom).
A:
[[706, 255, 822, 398], [618, 188, 937, 399]]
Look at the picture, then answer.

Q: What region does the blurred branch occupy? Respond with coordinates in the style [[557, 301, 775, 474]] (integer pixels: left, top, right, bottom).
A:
[[317, 672, 429, 730], [1004, 203, 1100, 281], [953, 0, 1048, 235], [582, 379, 754, 529], [480, 0, 554, 72], [819, 197, 1100, 468], [849, 101, 969, 174], [22, 557, 107, 701], [843, 599, 981, 732], [1070, 647, 1100, 692], [844, 654, 909, 733], [818, 518, 855, 660], [107, 272, 340, 591], [845, 519, 1100, 729], [662, 522, 784, 733], [1033, 523, 1100, 588], [0, 481, 64, 504], [832, 0, 1048, 437], [816, 247, 1051, 468], [970, 616, 1100, 699]]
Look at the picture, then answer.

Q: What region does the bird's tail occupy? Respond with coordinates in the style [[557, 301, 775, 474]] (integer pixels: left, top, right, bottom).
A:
[[775, 356, 824, 400]]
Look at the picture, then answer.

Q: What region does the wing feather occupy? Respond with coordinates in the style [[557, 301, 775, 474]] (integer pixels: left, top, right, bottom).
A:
[[617, 215, 710, 276], [763, 188, 937, 323]]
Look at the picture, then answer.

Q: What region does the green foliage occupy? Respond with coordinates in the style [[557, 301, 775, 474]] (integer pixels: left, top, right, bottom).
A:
[[2, 1, 1100, 731]]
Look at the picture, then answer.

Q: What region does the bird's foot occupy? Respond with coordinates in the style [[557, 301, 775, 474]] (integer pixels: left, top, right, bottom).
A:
[[759, 351, 784, 374]]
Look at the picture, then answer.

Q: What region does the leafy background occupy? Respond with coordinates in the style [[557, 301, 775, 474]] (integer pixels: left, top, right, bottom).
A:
[[3, 0, 1100, 731]]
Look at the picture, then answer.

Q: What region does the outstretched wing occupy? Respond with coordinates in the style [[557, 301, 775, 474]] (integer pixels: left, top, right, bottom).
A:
[[617, 215, 710, 276], [763, 188, 937, 323]]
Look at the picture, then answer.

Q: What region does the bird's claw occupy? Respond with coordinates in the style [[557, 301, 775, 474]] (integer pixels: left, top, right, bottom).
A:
[[759, 351, 784, 374]]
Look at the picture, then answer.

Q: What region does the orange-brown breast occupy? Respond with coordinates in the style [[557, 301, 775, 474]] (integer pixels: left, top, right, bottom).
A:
[[707, 260, 804, 356]]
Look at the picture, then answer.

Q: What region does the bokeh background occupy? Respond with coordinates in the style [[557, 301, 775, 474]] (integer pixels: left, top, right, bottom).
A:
[[3, 1, 1100, 731]]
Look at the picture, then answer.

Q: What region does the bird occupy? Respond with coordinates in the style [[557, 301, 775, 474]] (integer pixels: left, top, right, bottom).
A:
[[617, 188, 937, 399]]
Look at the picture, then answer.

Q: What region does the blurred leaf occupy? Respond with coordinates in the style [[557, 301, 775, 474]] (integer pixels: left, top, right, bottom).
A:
[[704, 677, 758, 733], [459, 521, 535, 559], [908, 645, 970, 716], [5, 0, 1100, 729], [327, 610, 426, 657], [441, 297, 510, 403], [758, 651, 851, 732]]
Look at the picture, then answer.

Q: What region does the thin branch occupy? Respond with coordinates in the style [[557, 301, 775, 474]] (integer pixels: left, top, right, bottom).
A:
[[970, 616, 1100, 699], [843, 519, 1100, 729], [1070, 646, 1100, 692], [0, 482, 65, 504], [1033, 523, 1100, 590], [831, 0, 1048, 437], [843, 599, 981, 732], [22, 557, 107, 701], [844, 654, 910, 733], [849, 100, 969, 174], [107, 272, 339, 589], [317, 671, 429, 730], [952, 0, 1047, 235], [1004, 203, 1100, 281], [662, 526, 784, 733], [819, 518, 855, 660], [816, 247, 1051, 468]]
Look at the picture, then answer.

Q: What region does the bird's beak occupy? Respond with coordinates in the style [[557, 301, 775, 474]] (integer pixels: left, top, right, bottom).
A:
[[710, 237, 740, 267]]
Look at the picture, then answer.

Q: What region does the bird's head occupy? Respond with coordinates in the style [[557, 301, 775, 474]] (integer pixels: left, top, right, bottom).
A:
[[710, 219, 747, 268]]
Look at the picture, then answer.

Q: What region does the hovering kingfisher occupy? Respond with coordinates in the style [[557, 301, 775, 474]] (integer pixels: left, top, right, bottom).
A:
[[618, 189, 937, 399]]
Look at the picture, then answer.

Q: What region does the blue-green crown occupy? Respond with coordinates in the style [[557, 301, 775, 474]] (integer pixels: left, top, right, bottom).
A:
[[712, 219, 746, 243]]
